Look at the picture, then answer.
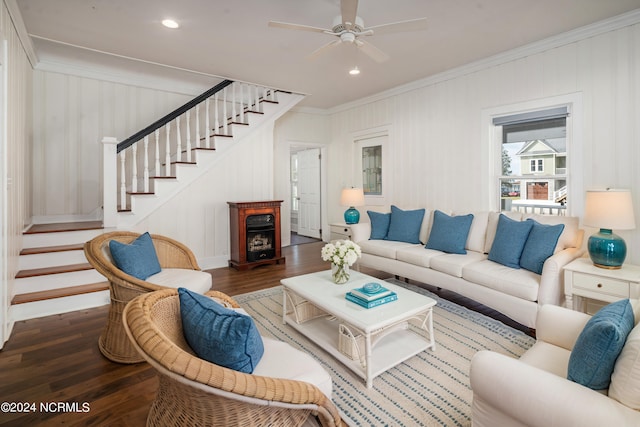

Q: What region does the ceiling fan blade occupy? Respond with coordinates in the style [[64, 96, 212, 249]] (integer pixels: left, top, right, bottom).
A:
[[341, 0, 358, 30], [364, 17, 428, 35], [307, 39, 342, 60], [268, 20, 330, 33], [355, 39, 389, 63]]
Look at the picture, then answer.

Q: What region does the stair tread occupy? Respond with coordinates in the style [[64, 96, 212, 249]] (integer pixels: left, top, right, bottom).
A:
[[11, 282, 109, 304], [16, 263, 94, 278], [25, 221, 103, 234], [20, 243, 85, 255]]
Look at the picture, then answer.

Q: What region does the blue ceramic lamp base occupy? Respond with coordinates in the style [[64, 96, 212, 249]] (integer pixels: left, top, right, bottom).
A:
[[344, 207, 360, 224], [588, 228, 627, 269]]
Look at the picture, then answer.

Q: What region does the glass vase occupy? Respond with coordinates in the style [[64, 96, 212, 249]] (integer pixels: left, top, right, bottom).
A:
[[331, 263, 350, 284]]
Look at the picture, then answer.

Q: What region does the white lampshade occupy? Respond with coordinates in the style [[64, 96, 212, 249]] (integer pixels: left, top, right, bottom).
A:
[[583, 189, 636, 230], [340, 188, 365, 207]]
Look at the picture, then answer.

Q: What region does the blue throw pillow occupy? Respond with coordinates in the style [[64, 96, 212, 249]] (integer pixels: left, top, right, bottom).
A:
[[519, 220, 565, 274], [368, 211, 391, 240], [487, 215, 533, 268], [568, 299, 635, 390], [109, 232, 161, 280], [385, 205, 425, 244], [425, 210, 474, 254], [178, 287, 264, 373]]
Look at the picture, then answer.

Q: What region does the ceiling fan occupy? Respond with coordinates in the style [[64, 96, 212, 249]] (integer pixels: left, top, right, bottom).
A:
[[268, 0, 427, 63]]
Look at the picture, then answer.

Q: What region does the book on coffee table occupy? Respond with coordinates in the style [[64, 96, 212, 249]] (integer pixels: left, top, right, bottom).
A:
[[350, 284, 393, 301], [345, 291, 398, 308]]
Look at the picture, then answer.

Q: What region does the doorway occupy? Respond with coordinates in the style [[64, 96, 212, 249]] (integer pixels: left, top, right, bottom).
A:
[[290, 147, 321, 244]]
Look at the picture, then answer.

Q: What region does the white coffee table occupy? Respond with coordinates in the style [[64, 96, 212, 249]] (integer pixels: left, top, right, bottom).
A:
[[281, 270, 436, 388]]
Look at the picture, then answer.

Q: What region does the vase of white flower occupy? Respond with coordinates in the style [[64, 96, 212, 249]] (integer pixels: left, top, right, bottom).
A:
[[321, 240, 361, 284], [331, 262, 350, 284]]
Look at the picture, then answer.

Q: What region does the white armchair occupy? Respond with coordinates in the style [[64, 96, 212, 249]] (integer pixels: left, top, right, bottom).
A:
[[470, 304, 640, 427]]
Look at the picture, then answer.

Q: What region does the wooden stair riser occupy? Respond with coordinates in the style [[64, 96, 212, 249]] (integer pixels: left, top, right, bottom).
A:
[[15, 269, 106, 294], [22, 228, 106, 248], [18, 249, 89, 271], [10, 291, 110, 322]]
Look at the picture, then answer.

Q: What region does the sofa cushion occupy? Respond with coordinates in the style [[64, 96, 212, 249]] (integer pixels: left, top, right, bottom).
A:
[[568, 299, 635, 390], [425, 210, 474, 254], [418, 209, 434, 245], [109, 232, 161, 280], [610, 320, 640, 409], [254, 337, 333, 399], [519, 220, 565, 274], [462, 260, 540, 301], [484, 211, 522, 253], [488, 214, 533, 268], [519, 341, 572, 379], [396, 246, 445, 268], [523, 213, 580, 252], [429, 251, 487, 278], [461, 211, 490, 253], [146, 268, 212, 293], [178, 287, 264, 374], [358, 239, 416, 259], [367, 210, 391, 240], [385, 205, 426, 244]]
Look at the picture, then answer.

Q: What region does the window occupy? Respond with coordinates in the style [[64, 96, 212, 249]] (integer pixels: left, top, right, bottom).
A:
[[353, 131, 390, 206], [530, 159, 543, 172], [290, 153, 298, 212], [362, 145, 382, 195], [494, 107, 568, 215]]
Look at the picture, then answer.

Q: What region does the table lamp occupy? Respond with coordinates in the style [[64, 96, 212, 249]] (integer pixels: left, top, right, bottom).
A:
[[340, 188, 365, 224], [583, 189, 636, 269]]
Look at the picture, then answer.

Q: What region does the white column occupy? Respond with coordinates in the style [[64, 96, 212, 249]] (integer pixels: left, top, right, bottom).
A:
[[102, 137, 118, 227]]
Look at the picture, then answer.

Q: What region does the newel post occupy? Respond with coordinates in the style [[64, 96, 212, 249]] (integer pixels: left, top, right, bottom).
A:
[[102, 137, 118, 227]]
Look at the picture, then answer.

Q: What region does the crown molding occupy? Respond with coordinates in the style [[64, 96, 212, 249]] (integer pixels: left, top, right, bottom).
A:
[[328, 8, 640, 115], [4, 0, 38, 66]]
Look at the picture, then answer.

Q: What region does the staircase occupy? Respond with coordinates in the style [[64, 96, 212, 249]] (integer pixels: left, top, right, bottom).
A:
[[11, 80, 305, 321]]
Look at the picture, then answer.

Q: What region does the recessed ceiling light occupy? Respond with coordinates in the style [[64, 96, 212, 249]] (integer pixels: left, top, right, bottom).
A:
[[162, 19, 179, 29], [349, 66, 360, 76]]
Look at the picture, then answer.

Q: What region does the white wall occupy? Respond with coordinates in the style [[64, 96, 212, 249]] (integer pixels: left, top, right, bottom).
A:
[[0, 0, 33, 344], [275, 16, 640, 265], [274, 111, 329, 245], [31, 71, 198, 222], [135, 123, 277, 269]]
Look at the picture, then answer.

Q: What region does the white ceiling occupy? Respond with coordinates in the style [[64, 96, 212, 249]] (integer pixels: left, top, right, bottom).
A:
[[15, 0, 640, 109]]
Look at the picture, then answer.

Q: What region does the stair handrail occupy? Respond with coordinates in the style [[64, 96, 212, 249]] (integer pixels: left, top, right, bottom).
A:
[[116, 79, 234, 153]]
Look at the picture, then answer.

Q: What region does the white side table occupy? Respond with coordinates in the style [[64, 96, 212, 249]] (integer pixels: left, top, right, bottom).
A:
[[329, 222, 352, 241], [564, 257, 640, 313]]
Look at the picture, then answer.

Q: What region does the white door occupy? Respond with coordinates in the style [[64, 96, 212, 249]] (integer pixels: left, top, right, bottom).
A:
[[297, 148, 321, 238]]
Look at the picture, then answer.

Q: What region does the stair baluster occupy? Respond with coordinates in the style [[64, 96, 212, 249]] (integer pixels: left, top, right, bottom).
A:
[[154, 129, 160, 179], [143, 135, 150, 193], [164, 122, 171, 176], [186, 110, 192, 162]]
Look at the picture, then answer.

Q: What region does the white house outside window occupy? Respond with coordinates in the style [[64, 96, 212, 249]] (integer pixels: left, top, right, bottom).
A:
[[494, 107, 568, 215]]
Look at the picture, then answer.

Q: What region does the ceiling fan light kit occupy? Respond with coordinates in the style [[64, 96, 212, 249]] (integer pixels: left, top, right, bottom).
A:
[[268, 0, 426, 63]]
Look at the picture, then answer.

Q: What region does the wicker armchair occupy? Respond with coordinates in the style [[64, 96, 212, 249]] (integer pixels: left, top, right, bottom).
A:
[[123, 289, 344, 427], [84, 231, 211, 363]]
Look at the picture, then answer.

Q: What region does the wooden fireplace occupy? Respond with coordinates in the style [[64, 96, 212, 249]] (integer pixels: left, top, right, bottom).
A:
[[227, 200, 285, 270]]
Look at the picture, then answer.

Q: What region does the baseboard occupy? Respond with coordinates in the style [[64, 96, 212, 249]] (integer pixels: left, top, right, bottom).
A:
[[198, 255, 230, 271]]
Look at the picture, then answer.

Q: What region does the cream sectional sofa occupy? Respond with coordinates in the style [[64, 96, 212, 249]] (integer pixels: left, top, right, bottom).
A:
[[350, 208, 584, 329]]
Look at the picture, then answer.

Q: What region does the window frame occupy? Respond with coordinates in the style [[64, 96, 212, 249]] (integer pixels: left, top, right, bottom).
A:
[[481, 93, 583, 216]]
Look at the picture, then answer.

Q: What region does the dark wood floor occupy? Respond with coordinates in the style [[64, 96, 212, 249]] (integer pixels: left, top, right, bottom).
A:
[[0, 241, 531, 426]]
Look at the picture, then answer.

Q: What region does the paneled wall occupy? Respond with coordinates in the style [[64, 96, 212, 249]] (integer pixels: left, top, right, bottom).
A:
[[31, 71, 197, 221], [0, 1, 33, 344], [275, 18, 640, 265], [135, 123, 276, 268]]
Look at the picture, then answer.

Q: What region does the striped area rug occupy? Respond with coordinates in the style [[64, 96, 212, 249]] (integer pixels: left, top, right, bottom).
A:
[[234, 280, 535, 427]]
